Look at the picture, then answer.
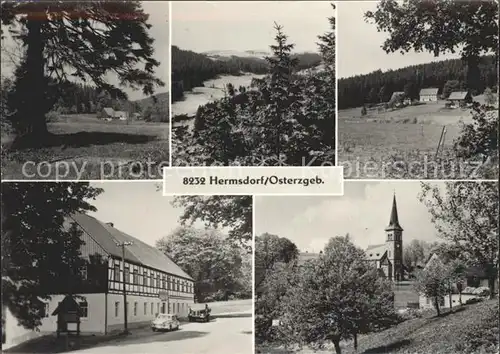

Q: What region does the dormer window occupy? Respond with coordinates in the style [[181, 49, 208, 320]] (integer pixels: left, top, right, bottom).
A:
[[376, 253, 379, 257]]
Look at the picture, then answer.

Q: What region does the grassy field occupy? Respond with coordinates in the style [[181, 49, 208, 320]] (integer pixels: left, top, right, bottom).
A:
[[257, 299, 498, 354], [338, 101, 480, 179], [1, 114, 169, 180], [206, 299, 252, 315]]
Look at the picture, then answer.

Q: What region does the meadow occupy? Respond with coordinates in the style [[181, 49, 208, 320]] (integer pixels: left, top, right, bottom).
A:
[[338, 101, 476, 179], [1, 114, 169, 180]]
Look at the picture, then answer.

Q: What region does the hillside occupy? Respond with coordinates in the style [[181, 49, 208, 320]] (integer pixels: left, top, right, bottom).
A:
[[338, 55, 497, 109], [132, 92, 168, 122], [257, 299, 498, 354], [171, 46, 322, 102]]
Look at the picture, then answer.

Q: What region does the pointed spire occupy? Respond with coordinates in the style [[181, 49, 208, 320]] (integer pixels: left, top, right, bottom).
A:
[[385, 193, 403, 231]]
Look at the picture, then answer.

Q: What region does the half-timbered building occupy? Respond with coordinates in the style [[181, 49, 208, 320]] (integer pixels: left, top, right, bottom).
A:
[[4, 212, 194, 349]]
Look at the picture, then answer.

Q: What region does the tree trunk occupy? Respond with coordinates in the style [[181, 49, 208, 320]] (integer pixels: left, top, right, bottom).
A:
[[448, 291, 452, 311], [23, 18, 48, 141], [332, 339, 342, 354], [434, 297, 441, 316], [488, 275, 496, 299], [458, 291, 462, 305], [353, 332, 358, 350]]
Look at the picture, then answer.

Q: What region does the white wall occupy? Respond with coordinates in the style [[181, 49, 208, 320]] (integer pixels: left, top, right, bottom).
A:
[[3, 293, 106, 350], [419, 293, 479, 310]]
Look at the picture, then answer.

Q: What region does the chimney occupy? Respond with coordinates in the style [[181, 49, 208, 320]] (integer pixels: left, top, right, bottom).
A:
[[106, 222, 114, 227]]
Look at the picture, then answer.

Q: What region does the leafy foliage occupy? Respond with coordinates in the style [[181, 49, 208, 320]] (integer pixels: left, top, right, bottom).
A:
[[1, 182, 102, 329], [155, 227, 251, 302], [419, 182, 498, 296], [1, 1, 164, 137], [276, 236, 398, 354], [413, 256, 449, 316], [172, 196, 252, 251]]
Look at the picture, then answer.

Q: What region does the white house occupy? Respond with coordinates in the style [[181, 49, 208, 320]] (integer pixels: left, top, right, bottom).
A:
[[99, 107, 115, 120], [114, 111, 128, 120], [418, 253, 497, 310], [419, 88, 439, 102], [3, 213, 194, 349]]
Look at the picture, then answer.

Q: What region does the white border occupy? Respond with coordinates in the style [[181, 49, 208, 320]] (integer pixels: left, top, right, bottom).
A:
[[168, 1, 173, 168]]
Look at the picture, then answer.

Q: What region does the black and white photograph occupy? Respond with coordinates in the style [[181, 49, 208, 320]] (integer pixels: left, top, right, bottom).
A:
[[171, 1, 336, 166], [254, 181, 498, 354], [1, 1, 169, 180], [337, 1, 498, 180], [1, 183, 252, 353]]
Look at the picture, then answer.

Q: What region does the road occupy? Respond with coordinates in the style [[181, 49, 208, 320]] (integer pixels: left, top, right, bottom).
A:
[[66, 317, 253, 354]]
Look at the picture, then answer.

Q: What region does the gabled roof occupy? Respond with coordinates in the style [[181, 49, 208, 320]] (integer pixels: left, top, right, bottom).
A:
[[420, 88, 439, 96], [69, 213, 193, 280], [385, 194, 403, 232], [448, 91, 469, 100], [365, 244, 388, 260], [390, 91, 405, 100], [102, 107, 114, 116]]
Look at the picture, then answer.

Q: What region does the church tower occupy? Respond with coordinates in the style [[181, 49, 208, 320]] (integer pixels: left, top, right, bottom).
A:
[[385, 194, 404, 281]]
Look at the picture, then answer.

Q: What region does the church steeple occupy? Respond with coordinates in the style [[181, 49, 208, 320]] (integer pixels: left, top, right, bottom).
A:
[[385, 193, 403, 231]]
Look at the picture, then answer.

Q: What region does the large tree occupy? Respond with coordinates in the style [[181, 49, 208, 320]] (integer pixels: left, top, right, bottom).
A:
[[365, 0, 498, 93], [419, 182, 498, 297], [277, 236, 397, 354], [254, 233, 299, 292], [1, 1, 164, 142], [171, 196, 252, 251], [413, 255, 449, 316], [156, 227, 250, 302], [1, 182, 102, 329]]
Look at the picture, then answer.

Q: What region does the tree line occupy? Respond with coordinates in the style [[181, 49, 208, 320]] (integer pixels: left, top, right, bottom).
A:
[[171, 46, 322, 102], [172, 10, 336, 167], [338, 55, 497, 110]]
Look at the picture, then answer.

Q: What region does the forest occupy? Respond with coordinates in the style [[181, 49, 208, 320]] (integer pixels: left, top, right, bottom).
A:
[[338, 55, 497, 110], [171, 46, 322, 102]]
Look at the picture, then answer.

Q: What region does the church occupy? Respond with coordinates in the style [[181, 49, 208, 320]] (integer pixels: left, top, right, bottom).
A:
[[364, 194, 406, 282]]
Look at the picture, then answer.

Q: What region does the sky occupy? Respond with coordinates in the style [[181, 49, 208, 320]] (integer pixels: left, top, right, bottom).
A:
[[254, 181, 447, 253], [87, 182, 203, 247], [0, 1, 168, 101], [171, 1, 333, 53], [337, 1, 462, 79]]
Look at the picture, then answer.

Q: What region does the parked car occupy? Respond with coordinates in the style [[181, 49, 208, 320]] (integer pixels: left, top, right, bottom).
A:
[[188, 304, 211, 322], [151, 314, 180, 332]]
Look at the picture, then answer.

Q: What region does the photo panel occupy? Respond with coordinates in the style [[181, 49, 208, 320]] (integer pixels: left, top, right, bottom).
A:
[[171, 1, 336, 167], [254, 180, 498, 353], [1, 181, 253, 353], [1, 1, 170, 180], [337, 1, 498, 180]]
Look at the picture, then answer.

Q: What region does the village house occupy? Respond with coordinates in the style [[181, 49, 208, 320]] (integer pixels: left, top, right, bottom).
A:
[[418, 253, 498, 310], [114, 111, 129, 120], [99, 107, 115, 120], [419, 88, 439, 102], [3, 213, 194, 349], [447, 91, 471, 108], [389, 91, 405, 107]]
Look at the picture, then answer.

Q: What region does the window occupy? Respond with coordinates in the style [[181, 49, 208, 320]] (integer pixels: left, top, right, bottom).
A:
[[114, 265, 120, 281], [133, 302, 137, 316], [144, 302, 147, 315], [79, 301, 88, 318], [181, 282, 184, 293], [124, 267, 130, 284], [143, 271, 148, 286], [79, 265, 87, 280], [156, 303, 160, 315], [176, 303, 180, 313], [151, 303, 154, 315], [162, 276, 166, 289], [133, 269, 138, 284], [157, 275, 160, 288], [115, 302, 120, 317]]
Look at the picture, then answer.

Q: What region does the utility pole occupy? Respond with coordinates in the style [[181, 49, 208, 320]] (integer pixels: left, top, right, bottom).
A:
[[117, 241, 133, 334]]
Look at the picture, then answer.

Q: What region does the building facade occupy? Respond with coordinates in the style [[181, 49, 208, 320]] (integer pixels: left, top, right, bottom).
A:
[[365, 195, 405, 282], [419, 88, 439, 102], [4, 213, 194, 349]]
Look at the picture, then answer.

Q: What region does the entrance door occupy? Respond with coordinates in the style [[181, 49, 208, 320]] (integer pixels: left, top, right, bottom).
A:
[[161, 302, 166, 314]]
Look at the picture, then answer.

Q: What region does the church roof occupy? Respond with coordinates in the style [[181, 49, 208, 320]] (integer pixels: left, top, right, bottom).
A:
[[385, 194, 403, 231], [365, 244, 388, 260]]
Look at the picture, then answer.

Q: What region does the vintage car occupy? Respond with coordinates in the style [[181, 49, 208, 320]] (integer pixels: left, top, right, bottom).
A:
[[151, 314, 180, 332], [188, 304, 211, 322]]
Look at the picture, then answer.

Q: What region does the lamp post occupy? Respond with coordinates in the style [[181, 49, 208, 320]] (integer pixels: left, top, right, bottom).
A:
[[116, 241, 133, 334]]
